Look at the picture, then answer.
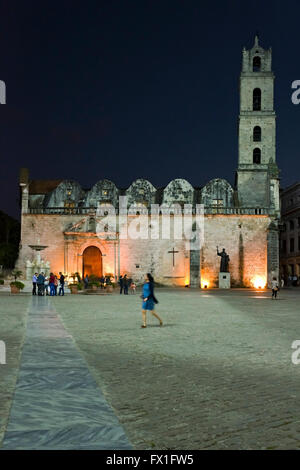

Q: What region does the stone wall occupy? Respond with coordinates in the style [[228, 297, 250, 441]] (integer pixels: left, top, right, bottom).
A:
[[17, 212, 272, 288]]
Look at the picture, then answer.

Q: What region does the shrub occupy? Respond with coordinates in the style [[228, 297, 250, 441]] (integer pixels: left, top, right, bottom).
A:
[[0, 279, 4, 285], [10, 281, 25, 290], [90, 281, 99, 287]]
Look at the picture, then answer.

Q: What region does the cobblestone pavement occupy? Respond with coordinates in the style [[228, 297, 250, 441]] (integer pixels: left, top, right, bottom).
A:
[[1, 288, 300, 450], [51, 288, 300, 450]]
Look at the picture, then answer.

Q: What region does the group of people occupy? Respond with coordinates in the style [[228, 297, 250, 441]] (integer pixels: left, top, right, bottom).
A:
[[119, 274, 136, 295], [286, 275, 299, 287], [32, 269, 163, 329], [32, 272, 65, 296]]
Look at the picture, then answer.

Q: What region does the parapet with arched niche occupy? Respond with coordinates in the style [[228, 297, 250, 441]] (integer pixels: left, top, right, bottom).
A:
[[44, 180, 85, 208], [126, 178, 156, 211], [162, 178, 194, 207], [85, 179, 119, 209], [201, 178, 234, 208]]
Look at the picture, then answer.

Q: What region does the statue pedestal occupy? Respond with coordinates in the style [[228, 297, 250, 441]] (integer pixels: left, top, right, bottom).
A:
[[219, 272, 230, 289]]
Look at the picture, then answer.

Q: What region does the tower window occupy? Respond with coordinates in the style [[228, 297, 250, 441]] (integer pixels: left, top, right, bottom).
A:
[[253, 148, 261, 164], [290, 238, 294, 253], [253, 126, 261, 141], [253, 56, 261, 72], [253, 88, 261, 111], [290, 220, 294, 230]]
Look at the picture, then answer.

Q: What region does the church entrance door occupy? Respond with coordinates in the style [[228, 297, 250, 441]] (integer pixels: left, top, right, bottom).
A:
[[83, 246, 102, 278]]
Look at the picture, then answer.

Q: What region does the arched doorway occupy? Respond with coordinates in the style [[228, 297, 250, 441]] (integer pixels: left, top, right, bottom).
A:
[[82, 246, 102, 278]]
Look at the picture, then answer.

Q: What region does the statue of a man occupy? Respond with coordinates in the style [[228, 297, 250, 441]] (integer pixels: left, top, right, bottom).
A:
[[217, 246, 230, 272]]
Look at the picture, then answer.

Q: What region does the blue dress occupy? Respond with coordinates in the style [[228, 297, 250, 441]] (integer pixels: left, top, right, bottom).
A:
[[142, 282, 155, 311]]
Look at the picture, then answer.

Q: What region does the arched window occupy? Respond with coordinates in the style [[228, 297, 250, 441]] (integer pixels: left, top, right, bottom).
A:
[[253, 88, 261, 111], [253, 148, 261, 164], [253, 126, 261, 142], [253, 56, 261, 72]]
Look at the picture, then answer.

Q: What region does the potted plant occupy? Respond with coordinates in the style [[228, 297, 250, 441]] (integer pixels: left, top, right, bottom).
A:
[[69, 283, 79, 294], [10, 280, 25, 294], [90, 281, 99, 291], [69, 281, 83, 294], [0, 279, 4, 286], [88, 275, 99, 291]]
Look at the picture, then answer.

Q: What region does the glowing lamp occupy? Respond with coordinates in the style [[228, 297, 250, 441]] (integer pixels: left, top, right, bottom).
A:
[[201, 280, 209, 289], [252, 276, 266, 289]]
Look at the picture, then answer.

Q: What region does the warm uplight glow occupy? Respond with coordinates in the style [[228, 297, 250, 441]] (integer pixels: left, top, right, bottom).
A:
[[201, 280, 210, 289], [252, 275, 267, 289]]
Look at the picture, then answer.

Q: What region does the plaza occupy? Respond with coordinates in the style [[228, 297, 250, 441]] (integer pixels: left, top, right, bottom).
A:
[[1, 287, 300, 450]]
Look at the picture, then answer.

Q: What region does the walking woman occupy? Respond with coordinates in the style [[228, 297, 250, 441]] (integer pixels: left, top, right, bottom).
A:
[[141, 273, 163, 328], [271, 276, 279, 299]]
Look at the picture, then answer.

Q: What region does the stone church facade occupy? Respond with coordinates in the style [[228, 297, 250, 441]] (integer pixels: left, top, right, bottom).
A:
[[17, 36, 280, 288]]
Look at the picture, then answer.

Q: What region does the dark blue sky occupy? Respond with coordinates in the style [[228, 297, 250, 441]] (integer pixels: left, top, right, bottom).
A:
[[1, 0, 300, 218]]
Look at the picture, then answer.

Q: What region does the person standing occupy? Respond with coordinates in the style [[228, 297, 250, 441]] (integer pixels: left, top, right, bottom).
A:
[[84, 274, 89, 289], [44, 275, 49, 296], [123, 274, 129, 295], [141, 273, 163, 328], [49, 272, 55, 296], [54, 275, 58, 295], [32, 272, 38, 295], [37, 272, 45, 296], [58, 272, 65, 296], [130, 281, 136, 294], [119, 275, 124, 294], [271, 277, 279, 299]]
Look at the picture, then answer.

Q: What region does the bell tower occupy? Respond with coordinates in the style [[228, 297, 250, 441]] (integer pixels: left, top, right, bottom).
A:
[[236, 35, 279, 213]]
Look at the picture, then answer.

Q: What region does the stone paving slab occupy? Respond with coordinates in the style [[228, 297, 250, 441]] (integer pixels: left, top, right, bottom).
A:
[[1, 297, 132, 450], [0, 296, 28, 447]]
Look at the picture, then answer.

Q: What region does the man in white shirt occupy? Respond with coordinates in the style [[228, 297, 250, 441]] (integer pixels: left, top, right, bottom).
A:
[[32, 272, 38, 296]]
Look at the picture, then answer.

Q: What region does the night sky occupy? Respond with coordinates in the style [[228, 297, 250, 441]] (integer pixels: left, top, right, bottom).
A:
[[1, 0, 300, 218]]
